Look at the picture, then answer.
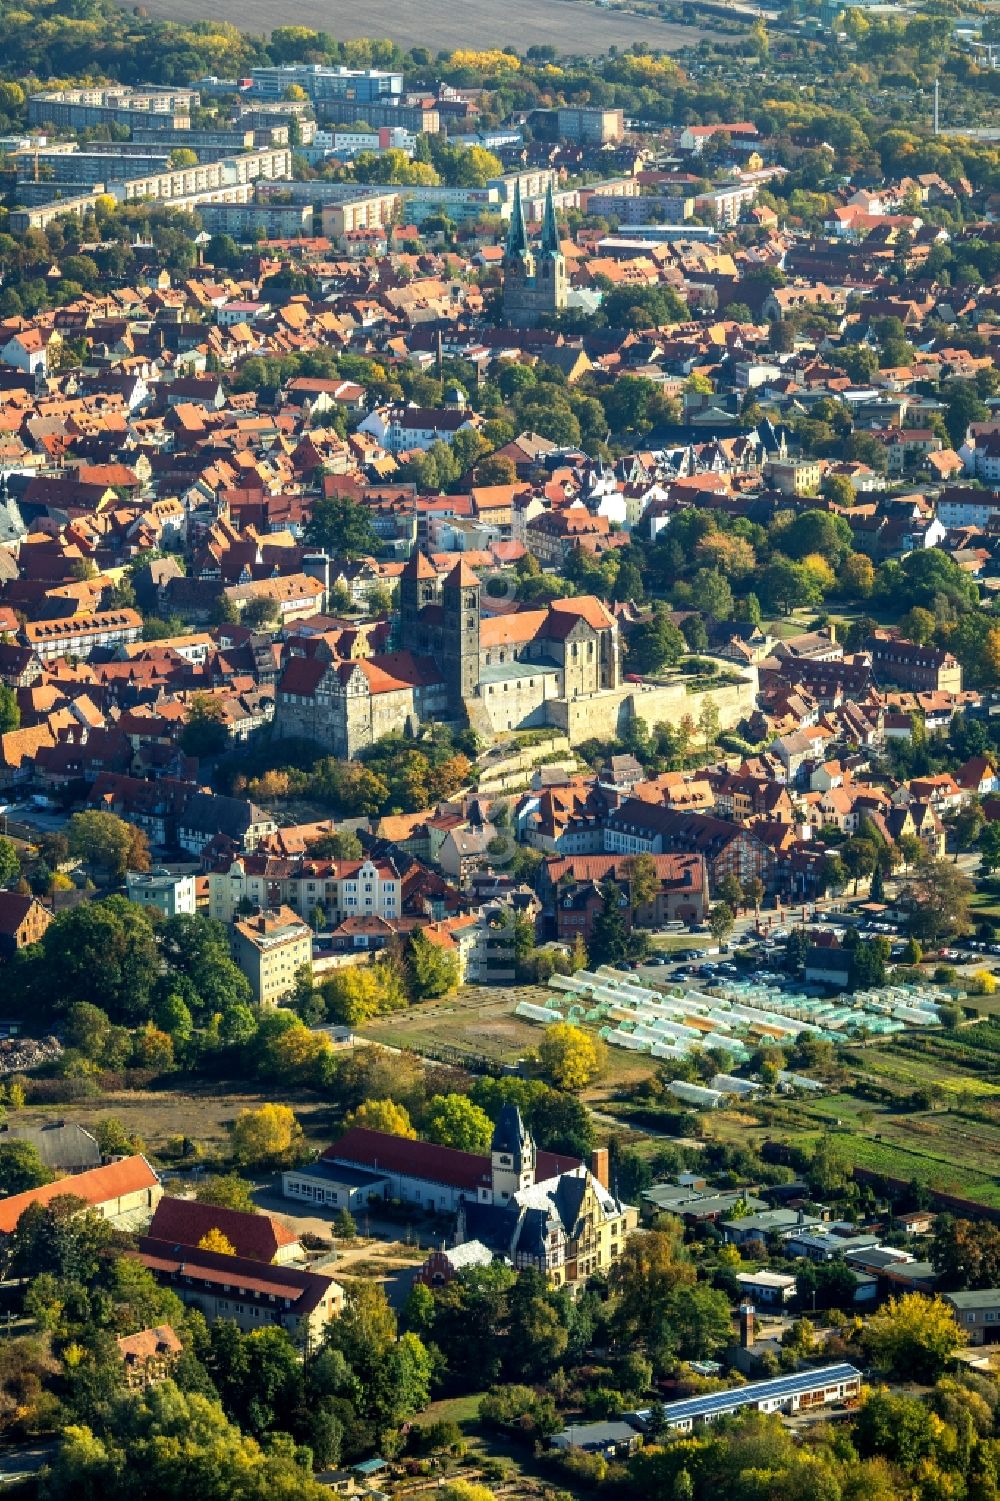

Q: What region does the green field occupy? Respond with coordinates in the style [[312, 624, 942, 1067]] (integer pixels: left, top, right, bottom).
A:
[[703, 1023, 1000, 1209], [364, 990, 1000, 1209]]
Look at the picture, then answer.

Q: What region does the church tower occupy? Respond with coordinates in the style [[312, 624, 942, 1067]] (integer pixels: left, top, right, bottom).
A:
[[398, 548, 438, 653], [490, 1105, 536, 1204], [442, 557, 480, 710], [535, 179, 567, 314], [502, 178, 566, 327]]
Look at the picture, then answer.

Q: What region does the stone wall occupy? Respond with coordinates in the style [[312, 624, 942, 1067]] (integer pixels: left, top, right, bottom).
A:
[[544, 670, 757, 746]]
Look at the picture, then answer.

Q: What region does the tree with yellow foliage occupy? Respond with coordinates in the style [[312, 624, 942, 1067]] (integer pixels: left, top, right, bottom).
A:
[[198, 1228, 236, 1256], [801, 552, 836, 594], [863, 1293, 965, 1382], [344, 1099, 416, 1138], [448, 48, 521, 75], [438, 1485, 496, 1501], [537, 1022, 606, 1091], [231, 1103, 303, 1169], [321, 958, 407, 1025]]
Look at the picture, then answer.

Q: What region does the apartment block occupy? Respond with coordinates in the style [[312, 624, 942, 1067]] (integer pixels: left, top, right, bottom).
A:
[[231, 905, 313, 1006]]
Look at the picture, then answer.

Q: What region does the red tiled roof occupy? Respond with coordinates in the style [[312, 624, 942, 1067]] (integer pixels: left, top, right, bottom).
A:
[[324, 1126, 579, 1190], [117, 1324, 182, 1362], [0, 1154, 158, 1235], [278, 657, 327, 695], [133, 1237, 337, 1317], [148, 1195, 297, 1262]]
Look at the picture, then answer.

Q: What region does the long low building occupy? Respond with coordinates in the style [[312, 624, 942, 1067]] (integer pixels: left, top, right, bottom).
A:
[[0, 1154, 161, 1235], [133, 1236, 343, 1346], [20, 608, 143, 661], [631, 1364, 863, 1433], [8, 148, 291, 232]]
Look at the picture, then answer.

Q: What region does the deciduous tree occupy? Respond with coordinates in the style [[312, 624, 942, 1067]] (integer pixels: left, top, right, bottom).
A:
[[230, 1104, 302, 1169], [537, 1022, 605, 1091], [424, 1093, 493, 1152], [344, 1098, 416, 1137]]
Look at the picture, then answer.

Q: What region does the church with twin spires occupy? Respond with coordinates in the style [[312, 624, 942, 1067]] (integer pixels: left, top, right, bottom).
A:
[[502, 179, 568, 327]]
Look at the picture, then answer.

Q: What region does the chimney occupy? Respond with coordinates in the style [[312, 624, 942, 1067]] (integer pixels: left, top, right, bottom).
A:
[[740, 1302, 756, 1350], [590, 1147, 609, 1190]]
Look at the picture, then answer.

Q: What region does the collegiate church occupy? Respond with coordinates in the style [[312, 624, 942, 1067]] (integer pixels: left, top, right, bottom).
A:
[[275, 552, 621, 756]]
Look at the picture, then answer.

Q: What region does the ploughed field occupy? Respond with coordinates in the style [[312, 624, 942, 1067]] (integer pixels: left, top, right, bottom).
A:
[[132, 0, 719, 53]]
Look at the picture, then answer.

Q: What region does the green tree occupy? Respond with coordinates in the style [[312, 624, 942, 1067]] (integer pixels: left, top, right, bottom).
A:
[[25, 897, 160, 1023], [196, 1175, 258, 1215], [709, 902, 735, 944], [623, 853, 660, 912], [0, 683, 18, 734], [304, 495, 380, 558], [902, 857, 972, 945], [698, 698, 721, 754], [158, 914, 253, 1021], [589, 882, 631, 966], [424, 1093, 493, 1152], [407, 929, 459, 1000], [853, 1387, 940, 1467], [180, 694, 229, 758], [334, 1207, 357, 1240], [0, 836, 19, 889], [626, 608, 684, 675], [978, 820, 1000, 874], [0, 1141, 52, 1194], [66, 811, 150, 882]]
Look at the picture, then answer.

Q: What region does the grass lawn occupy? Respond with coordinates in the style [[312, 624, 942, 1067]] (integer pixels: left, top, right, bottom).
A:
[[411, 1394, 486, 1429], [360, 987, 657, 1089], [12, 1081, 339, 1166], [647, 933, 715, 953], [701, 1024, 1000, 1209]]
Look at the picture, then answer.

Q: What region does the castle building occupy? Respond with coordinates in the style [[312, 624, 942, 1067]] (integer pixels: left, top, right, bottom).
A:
[[502, 179, 568, 327], [275, 553, 621, 755]]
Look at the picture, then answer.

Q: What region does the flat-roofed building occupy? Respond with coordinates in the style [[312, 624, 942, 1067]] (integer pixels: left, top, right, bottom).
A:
[[631, 1364, 863, 1433], [126, 869, 197, 919]]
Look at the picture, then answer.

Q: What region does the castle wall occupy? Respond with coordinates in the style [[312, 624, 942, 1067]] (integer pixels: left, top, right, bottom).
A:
[[544, 672, 758, 746], [477, 669, 560, 733]]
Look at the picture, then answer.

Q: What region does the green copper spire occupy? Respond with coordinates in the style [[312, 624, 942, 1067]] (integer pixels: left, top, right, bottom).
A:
[[540, 179, 560, 255], [506, 178, 529, 257]]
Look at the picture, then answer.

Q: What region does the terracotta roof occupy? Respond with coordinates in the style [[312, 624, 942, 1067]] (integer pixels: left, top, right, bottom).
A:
[[0, 1154, 158, 1235], [148, 1195, 297, 1262], [279, 657, 328, 696], [324, 1126, 578, 1191], [446, 558, 480, 588], [352, 651, 442, 695], [117, 1324, 182, 1362]]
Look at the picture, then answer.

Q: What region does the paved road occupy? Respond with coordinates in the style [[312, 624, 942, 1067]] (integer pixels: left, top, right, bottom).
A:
[[0, 1443, 55, 1485]]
